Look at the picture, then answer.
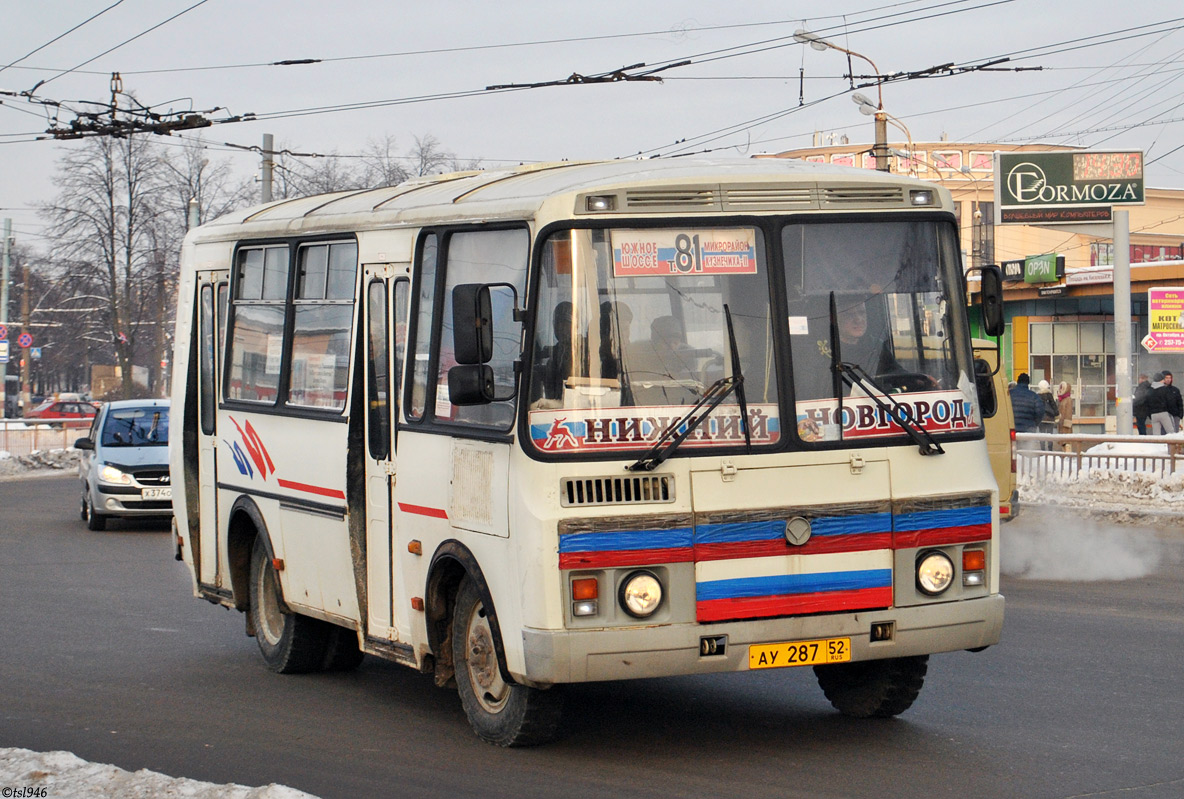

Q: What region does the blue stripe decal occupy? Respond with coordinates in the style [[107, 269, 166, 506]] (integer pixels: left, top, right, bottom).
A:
[[695, 512, 891, 545], [696, 569, 893, 601], [559, 527, 694, 554], [894, 506, 990, 532]]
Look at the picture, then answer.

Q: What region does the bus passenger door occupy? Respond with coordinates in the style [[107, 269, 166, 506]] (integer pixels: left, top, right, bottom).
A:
[[362, 266, 411, 641], [196, 271, 228, 587]]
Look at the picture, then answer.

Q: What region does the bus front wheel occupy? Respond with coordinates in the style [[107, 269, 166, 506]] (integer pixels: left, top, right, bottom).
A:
[[452, 578, 562, 746], [248, 538, 328, 673], [814, 655, 929, 718]]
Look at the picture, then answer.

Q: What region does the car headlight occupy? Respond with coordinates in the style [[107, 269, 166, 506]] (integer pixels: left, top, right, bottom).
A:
[[917, 551, 955, 595], [98, 464, 133, 485], [619, 571, 662, 618]]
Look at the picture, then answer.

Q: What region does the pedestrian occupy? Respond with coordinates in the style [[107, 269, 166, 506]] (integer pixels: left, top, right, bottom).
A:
[[1163, 370, 1183, 433], [1035, 379, 1058, 448], [1056, 381, 1073, 451], [1147, 372, 1175, 435], [1008, 373, 1046, 436], [1133, 373, 1151, 435]]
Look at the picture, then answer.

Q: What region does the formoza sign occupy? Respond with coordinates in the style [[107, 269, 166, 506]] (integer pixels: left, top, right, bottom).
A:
[[994, 151, 1144, 225]]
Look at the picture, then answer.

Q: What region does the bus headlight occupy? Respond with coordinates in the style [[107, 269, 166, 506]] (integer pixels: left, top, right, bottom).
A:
[[916, 551, 954, 595], [619, 571, 662, 618]]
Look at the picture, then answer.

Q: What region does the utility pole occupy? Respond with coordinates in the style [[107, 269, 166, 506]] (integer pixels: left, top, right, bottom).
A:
[[1, 218, 10, 417], [20, 256, 30, 414], [261, 133, 274, 203], [873, 112, 889, 172], [1114, 209, 1132, 434]]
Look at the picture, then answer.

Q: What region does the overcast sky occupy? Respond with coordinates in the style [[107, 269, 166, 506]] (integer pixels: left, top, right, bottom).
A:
[[2, 0, 1182, 246]]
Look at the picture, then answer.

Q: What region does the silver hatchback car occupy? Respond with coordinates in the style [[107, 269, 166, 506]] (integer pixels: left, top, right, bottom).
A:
[[75, 399, 172, 530]]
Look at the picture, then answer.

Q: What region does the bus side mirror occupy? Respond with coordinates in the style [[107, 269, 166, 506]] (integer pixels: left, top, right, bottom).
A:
[[453, 284, 493, 365], [979, 264, 1004, 337], [448, 364, 495, 405]]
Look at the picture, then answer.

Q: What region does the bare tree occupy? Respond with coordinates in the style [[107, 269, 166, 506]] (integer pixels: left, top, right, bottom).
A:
[[43, 135, 165, 398]]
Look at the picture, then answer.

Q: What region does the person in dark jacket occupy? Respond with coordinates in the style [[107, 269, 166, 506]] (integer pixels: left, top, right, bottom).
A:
[[1008, 373, 1046, 434], [1147, 372, 1176, 435], [1163, 370, 1183, 432], [1133, 374, 1151, 435]]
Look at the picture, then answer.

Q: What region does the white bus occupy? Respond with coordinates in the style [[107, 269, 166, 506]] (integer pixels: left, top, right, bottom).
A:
[[170, 158, 1006, 746]]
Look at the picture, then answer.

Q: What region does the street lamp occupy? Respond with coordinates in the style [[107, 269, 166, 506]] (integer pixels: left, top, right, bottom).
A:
[[794, 28, 893, 172]]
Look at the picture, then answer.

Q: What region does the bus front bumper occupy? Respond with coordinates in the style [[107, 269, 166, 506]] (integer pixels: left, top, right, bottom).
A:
[[519, 593, 1004, 685]]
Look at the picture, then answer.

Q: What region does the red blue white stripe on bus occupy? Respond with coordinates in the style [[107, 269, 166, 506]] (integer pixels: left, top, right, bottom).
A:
[[694, 512, 892, 561], [893, 505, 991, 548], [558, 526, 694, 569], [695, 552, 894, 622]]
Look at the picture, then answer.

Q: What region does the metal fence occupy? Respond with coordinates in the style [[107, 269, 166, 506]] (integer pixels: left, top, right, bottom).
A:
[[0, 422, 87, 458], [1016, 432, 1184, 480]]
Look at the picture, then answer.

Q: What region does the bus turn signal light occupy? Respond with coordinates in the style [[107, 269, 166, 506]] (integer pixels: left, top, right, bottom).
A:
[[571, 577, 598, 617], [963, 549, 986, 587]]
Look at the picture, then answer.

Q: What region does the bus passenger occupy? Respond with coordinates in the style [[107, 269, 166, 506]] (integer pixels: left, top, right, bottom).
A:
[[536, 302, 576, 400]]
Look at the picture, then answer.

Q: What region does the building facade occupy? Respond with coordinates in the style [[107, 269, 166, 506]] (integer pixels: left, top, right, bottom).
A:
[[768, 142, 1184, 432]]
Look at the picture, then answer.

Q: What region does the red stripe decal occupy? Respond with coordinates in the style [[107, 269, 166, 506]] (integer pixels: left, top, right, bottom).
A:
[[398, 502, 449, 520], [894, 524, 991, 549], [694, 533, 893, 562], [559, 547, 694, 570], [276, 479, 346, 500], [696, 587, 893, 623]]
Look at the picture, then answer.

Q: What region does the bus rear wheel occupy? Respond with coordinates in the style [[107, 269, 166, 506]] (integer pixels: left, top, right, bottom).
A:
[[814, 655, 929, 718], [452, 578, 562, 747], [248, 538, 328, 674]]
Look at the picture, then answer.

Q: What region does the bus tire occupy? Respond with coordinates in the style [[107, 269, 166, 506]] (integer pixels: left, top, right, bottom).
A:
[[452, 577, 562, 746], [813, 655, 929, 718], [322, 625, 365, 672], [248, 538, 328, 674]]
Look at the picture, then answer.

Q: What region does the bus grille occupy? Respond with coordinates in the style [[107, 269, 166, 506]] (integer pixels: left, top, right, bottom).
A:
[[821, 186, 905, 206], [723, 186, 814, 209], [560, 475, 675, 507], [624, 188, 718, 210]]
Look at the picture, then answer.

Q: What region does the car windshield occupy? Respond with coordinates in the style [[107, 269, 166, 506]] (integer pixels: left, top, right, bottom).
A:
[[101, 406, 169, 447]]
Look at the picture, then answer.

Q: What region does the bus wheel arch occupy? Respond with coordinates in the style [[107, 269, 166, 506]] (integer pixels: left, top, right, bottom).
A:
[[226, 495, 271, 612], [427, 541, 562, 746], [425, 541, 494, 688]]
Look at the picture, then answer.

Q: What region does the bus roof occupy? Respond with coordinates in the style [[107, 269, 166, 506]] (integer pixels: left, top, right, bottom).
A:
[[187, 157, 950, 244]]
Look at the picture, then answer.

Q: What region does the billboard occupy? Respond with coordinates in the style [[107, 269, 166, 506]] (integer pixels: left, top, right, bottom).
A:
[[1143, 287, 1184, 353], [995, 151, 1144, 225]]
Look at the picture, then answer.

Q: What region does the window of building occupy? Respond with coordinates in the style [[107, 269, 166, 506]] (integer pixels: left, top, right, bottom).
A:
[[1029, 319, 1117, 419]]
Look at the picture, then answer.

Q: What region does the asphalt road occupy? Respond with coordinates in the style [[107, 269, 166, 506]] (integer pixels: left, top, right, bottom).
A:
[[2, 473, 1183, 799]]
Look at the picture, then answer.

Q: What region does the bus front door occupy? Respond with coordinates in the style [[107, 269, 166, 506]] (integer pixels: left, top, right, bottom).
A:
[[362, 267, 411, 643], [196, 271, 228, 587]]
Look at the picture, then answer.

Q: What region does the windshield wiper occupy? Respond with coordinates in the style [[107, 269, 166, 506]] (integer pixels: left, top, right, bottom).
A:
[[628, 304, 748, 472], [826, 292, 944, 457], [626, 375, 741, 472], [724, 304, 751, 454]]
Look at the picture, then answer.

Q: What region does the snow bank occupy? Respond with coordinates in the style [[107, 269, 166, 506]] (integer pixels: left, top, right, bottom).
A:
[[0, 449, 81, 480], [0, 748, 318, 799], [1018, 439, 1184, 518]]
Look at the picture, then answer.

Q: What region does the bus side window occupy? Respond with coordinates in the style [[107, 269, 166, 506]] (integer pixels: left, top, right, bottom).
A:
[[366, 279, 390, 460]]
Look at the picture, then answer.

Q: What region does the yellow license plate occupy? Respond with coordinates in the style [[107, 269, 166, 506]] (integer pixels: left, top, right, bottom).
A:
[[749, 637, 851, 670]]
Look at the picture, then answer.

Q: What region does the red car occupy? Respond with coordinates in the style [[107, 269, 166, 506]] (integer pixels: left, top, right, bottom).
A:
[[25, 399, 98, 429]]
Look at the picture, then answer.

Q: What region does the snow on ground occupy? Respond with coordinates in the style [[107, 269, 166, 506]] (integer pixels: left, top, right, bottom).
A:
[[1017, 438, 1184, 518], [0, 748, 318, 799], [0, 448, 80, 480]]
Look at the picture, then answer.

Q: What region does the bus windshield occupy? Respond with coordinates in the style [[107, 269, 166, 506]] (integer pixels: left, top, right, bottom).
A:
[[527, 220, 977, 456]]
